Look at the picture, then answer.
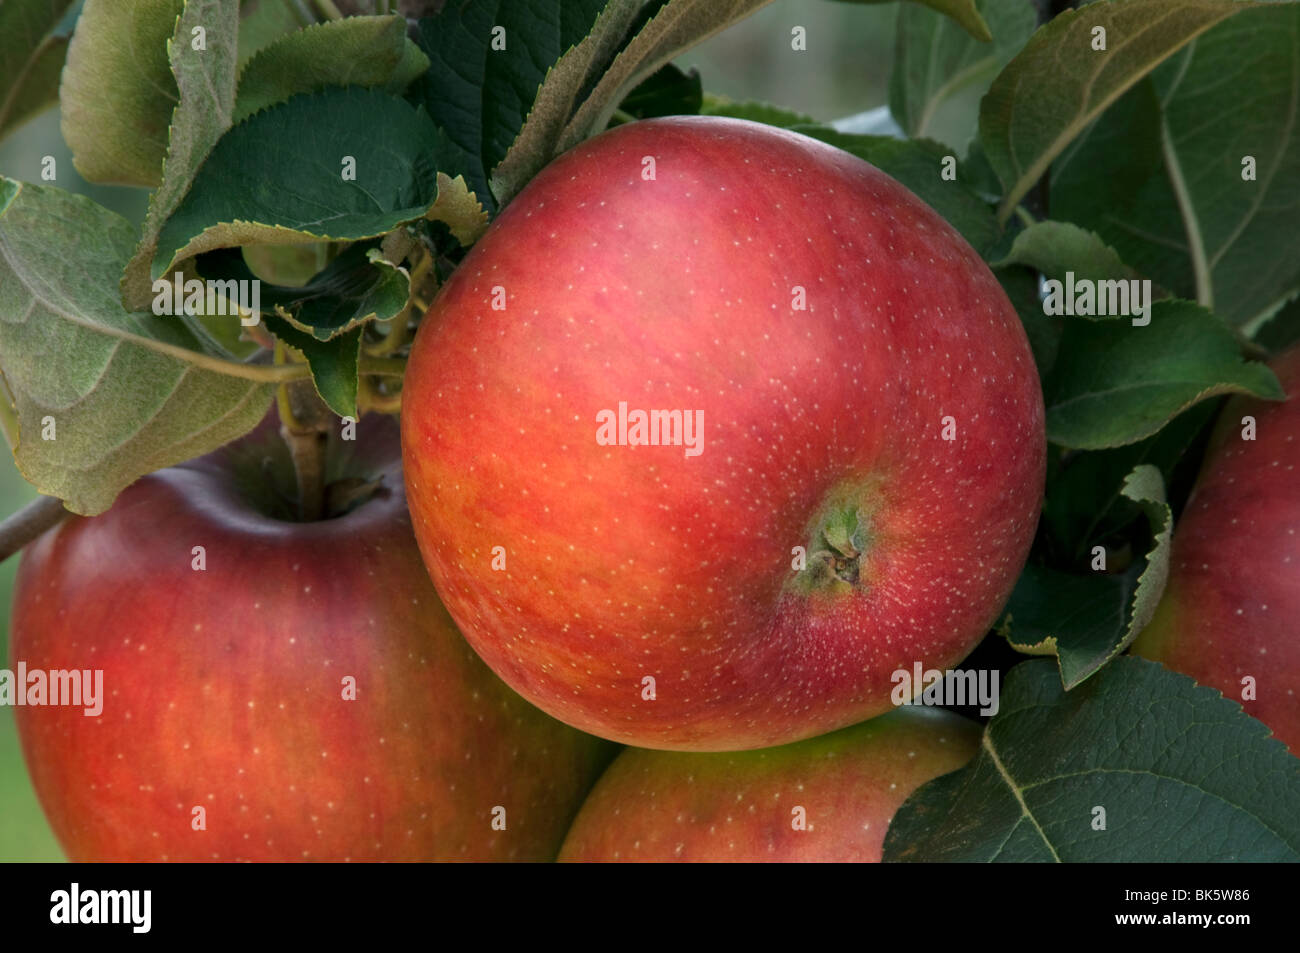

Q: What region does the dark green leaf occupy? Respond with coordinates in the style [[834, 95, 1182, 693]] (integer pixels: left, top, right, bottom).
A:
[[1051, 5, 1300, 331], [993, 220, 1137, 287], [1002, 465, 1172, 687], [1255, 294, 1300, 355], [980, 0, 1252, 222], [151, 87, 448, 279], [1042, 400, 1217, 561], [196, 243, 409, 341], [0, 0, 73, 143], [993, 264, 1059, 377], [263, 316, 363, 418], [885, 657, 1300, 862], [617, 63, 702, 119], [1044, 299, 1283, 449], [407, 0, 612, 205]]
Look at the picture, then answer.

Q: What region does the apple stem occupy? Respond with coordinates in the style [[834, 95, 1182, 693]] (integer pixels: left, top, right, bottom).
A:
[[0, 495, 69, 565], [275, 356, 332, 522]]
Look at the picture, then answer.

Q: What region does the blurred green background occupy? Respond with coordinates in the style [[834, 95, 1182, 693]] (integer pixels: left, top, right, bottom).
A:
[[0, 0, 897, 861]]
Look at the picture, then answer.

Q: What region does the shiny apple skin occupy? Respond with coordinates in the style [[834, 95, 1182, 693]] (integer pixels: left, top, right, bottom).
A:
[[403, 116, 1045, 750], [12, 418, 614, 861]]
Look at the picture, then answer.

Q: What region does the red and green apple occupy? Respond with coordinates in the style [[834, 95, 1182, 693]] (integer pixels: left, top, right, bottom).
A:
[[402, 115, 1045, 751], [558, 707, 980, 862], [9, 416, 614, 861], [1134, 345, 1300, 756]]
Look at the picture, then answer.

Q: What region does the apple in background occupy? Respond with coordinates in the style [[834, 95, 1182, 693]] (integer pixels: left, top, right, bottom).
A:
[[402, 115, 1044, 751], [558, 707, 979, 861], [1134, 345, 1300, 756], [10, 415, 614, 861]]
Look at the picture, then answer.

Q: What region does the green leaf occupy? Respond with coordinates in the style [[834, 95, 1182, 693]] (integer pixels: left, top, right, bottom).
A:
[[1051, 4, 1300, 332], [993, 220, 1137, 286], [234, 15, 430, 123], [1041, 400, 1217, 563], [149, 87, 451, 280], [1001, 464, 1173, 688], [0, 179, 274, 516], [994, 264, 1060, 378], [263, 317, 363, 418], [835, 0, 991, 42], [701, 96, 815, 127], [1044, 299, 1283, 449], [237, 0, 311, 67], [408, 0, 621, 206], [884, 657, 1300, 862], [59, 0, 186, 186], [1255, 294, 1300, 355], [616, 63, 703, 119], [889, 0, 1034, 150], [0, 0, 74, 143], [196, 243, 410, 341], [980, 0, 1255, 223], [120, 0, 242, 310]]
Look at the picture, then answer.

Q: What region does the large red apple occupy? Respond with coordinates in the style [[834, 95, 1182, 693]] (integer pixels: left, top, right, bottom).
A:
[[9, 416, 613, 861], [558, 707, 979, 861], [402, 115, 1044, 751], [1134, 345, 1300, 756]]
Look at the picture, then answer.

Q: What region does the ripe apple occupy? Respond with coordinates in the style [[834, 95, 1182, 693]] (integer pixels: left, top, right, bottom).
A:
[[1133, 345, 1300, 756], [402, 115, 1045, 751], [558, 707, 979, 861], [9, 415, 614, 861]]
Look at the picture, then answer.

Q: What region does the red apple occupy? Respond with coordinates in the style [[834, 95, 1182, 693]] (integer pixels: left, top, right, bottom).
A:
[[402, 115, 1044, 751], [9, 416, 613, 861], [558, 707, 979, 861], [1134, 345, 1300, 756]]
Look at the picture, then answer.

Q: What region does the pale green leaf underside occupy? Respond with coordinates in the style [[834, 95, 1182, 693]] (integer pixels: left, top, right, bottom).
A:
[[233, 14, 430, 123], [121, 0, 241, 310], [0, 179, 272, 516], [59, 0, 184, 187]]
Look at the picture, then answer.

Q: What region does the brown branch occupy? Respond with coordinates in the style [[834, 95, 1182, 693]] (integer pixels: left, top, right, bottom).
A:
[[0, 495, 69, 565]]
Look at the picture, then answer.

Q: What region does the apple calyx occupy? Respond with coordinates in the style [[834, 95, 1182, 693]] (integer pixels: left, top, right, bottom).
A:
[[800, 501, 872, 595]]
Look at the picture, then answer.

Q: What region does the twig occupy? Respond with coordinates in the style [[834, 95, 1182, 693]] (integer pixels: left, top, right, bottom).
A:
[[275, 344, 332, 521], [313, 0, 345, 20], [0, 495, 69, 565]]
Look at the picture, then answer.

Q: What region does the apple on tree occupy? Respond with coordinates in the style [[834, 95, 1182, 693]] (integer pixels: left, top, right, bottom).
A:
[[10, 415, 614, 862], [1134, 345, 1300, 756], [402, 116, 1045, 751], [558, 707, 980, 862]]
